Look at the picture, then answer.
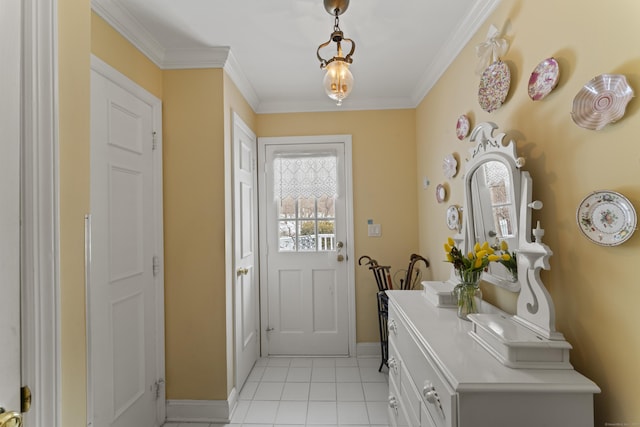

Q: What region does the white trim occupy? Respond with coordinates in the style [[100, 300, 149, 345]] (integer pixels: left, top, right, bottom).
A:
[[356, 342, 382, 358], [257, 135, 356, 357], [165, 389, 237, 424], [21, 0, 61, 426], [89, 54, 166, 425], [89, 0, 500, 114], [411, 0, 502, 106]]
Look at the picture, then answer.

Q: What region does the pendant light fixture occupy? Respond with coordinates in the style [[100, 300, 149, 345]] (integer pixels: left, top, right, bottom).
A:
[[316, 0, 356, 106]]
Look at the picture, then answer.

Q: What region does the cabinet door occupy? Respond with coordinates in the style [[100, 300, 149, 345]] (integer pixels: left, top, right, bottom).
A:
[[421, 404, 438, 427]]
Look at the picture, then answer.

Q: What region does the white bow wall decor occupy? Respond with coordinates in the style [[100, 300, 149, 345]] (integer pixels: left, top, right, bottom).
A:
[[475, 24, 509, 75]]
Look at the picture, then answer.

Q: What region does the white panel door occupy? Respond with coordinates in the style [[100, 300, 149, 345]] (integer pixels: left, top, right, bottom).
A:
[[90, 66, 163, 427], [0, 0, 22, 419], [233, 113, 259, 390], [259, 138, 353, 356]]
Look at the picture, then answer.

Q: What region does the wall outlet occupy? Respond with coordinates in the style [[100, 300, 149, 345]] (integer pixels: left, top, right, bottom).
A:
[[368, 224, 381, 237]]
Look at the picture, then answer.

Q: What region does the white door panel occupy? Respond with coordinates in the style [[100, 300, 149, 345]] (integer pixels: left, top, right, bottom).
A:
[[233, 114, 259, 392], [259, 138, 354, 356], [0, 0, 22, 417], [90, 62, 164, 427]]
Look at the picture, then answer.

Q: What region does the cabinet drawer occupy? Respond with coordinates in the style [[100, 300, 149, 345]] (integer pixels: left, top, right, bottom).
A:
[[388, 371, 411, 427], [389, 304, 457, 427], [387, 339, 401, 387]]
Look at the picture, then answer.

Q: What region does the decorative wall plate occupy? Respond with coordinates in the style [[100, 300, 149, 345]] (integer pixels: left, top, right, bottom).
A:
[[528, 57, 559, 100], [436, 184, 446, 203], [456, 115, 470, 140], [446, 205, 460, 230], [478, 60, 511, 112], [576, 190, 637, 246], [571, 74, 634, 130], [442, 153, 457, 179]]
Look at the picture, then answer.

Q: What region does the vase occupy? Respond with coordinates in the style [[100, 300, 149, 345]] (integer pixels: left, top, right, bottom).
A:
[[455, 270, 483, 320]]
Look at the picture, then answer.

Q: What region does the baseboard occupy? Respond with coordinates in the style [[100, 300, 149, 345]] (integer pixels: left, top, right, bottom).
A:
[[356, 342, 381, 357], [166, 387, 238, 424]]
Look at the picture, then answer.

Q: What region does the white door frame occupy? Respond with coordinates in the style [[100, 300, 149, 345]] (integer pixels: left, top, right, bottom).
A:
[[88, 54, 166, 425], [257, 135, 356, 358], [21, 0, 61, 426]]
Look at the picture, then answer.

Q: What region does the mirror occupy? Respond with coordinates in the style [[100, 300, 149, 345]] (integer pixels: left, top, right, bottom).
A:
[[469, 160, 518, 283], [459, 122, 522, 291]]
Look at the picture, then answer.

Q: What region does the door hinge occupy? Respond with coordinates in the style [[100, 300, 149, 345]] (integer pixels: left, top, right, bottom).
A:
[[153, 378, 165, 400], [152, 255, 160, 277], [21, 385, 32, 413], [152, 131, 158, 150]]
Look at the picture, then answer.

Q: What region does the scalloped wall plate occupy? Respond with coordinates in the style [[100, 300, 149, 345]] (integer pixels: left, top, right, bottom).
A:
[[571, 74, 634, 130]]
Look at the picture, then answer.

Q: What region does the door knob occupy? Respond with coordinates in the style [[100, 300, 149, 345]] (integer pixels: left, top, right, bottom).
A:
[[0, 410, 22, 427], [236, 267, 249, 276]]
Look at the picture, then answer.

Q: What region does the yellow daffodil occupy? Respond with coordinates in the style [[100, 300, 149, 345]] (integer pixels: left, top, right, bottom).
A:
[[447, 237, 455, 247], [468, 252, 474, 260], [481, 241, 490, 251], [488, 254, 500, 261], [500, 240, 509, 251], [476, 250, 487, 259], [446, 254, 454, 262], [487, 247, 495, 255], [444, 243, 451, 253], [473, 242, 481, 252], [502, 253, 511, 261], [474, 258, 483, 269]]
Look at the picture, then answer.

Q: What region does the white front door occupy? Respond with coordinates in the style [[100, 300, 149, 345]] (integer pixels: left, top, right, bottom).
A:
[[233, 113, 259, 390], [0, 0, 22, 419], [89, 58, 164, 427], [258, 136, 355, 356]]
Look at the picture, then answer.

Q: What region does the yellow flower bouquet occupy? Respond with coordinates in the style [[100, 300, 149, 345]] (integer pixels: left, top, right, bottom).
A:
[[494, 240, 518, 281], [444, 237, 502, 319]]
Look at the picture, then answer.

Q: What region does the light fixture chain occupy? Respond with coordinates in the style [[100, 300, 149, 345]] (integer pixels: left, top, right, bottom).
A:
[[334, 14, 340, 32]]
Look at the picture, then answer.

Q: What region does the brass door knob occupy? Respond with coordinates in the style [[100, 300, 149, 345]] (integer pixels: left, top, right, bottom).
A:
[[0, 410, 22, 427]]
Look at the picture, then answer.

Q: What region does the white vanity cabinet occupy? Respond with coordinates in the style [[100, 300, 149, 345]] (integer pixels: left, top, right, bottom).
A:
[[386, 291, 599, 427]]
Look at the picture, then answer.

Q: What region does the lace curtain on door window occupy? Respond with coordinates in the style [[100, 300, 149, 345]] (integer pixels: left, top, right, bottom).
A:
[[273, 154, 338, 200]]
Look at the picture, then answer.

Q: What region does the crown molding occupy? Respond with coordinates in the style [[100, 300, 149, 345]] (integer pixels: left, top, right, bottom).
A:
[[91, 0, 166, 67], [162, 47, 230, 69], [223, 51, 261, 112], [411, 0, 502, 106]]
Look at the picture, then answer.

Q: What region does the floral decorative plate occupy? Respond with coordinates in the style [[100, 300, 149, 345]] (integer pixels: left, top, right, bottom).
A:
[[571, 74, 634, 130], [436, 184, 446, 204], [478, 60, 511, 112], [446, 205, 460, 230], [456, 115, 470, 140], [442, 153, 457, 179], [528, 57, 559, 100], [576, 190, 637, 246]]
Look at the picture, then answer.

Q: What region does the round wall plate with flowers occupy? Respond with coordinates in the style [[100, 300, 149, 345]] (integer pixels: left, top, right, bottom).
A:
[[576, 190, 637, 246], [478, 60, 511, 112], [456, 115, 470, 140], [528, 57, 560, 100], [446, 205, 460, 230], [442, 153, 457, 179]]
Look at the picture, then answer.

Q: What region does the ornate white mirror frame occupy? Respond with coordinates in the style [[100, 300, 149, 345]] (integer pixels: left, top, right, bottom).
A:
[[454, 122, 569, 367]]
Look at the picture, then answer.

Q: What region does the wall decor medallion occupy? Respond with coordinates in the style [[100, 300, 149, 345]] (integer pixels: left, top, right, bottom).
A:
[[456, 115, 471, 140], [436, 184, 447, 203], [442, 153, 458, 179], [576, 190, 637, 246], [571, 74, 634, 130], [528, 57, 559, 100], [478, 60, 511, 113]]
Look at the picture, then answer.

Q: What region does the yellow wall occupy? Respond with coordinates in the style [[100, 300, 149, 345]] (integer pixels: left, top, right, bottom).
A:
[[59, 1, 90, 426], [162, 69, 228, 400], [257, 110, 420, 343], [91, 12, 162, 99], [417, 0, 640, 424]]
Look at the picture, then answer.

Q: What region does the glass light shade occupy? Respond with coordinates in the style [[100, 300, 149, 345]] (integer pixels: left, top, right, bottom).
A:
[[323, 60, 353, 106]]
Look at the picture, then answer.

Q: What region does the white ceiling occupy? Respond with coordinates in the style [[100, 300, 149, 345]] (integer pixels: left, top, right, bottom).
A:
[[91, 0, 500, 113]]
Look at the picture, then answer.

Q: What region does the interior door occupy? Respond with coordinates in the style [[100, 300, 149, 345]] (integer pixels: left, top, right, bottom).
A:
[[89, 63, 164, 427], [233, 113, 259, 391], [0, 0, 23, 421], [259, 137, 352, 356]]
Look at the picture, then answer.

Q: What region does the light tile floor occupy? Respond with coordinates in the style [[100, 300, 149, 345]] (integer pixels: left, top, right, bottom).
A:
[[162, 356, 389, 427]]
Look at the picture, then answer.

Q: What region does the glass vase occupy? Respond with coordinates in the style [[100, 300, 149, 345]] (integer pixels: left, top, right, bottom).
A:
[[455, 270, 483, 321]]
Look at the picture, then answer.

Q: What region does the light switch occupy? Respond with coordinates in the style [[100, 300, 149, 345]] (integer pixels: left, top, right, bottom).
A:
[[368, 224, 381, 237]]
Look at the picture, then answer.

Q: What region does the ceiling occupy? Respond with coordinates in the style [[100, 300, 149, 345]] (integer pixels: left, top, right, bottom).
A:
[[91, 0, 500, 113]]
